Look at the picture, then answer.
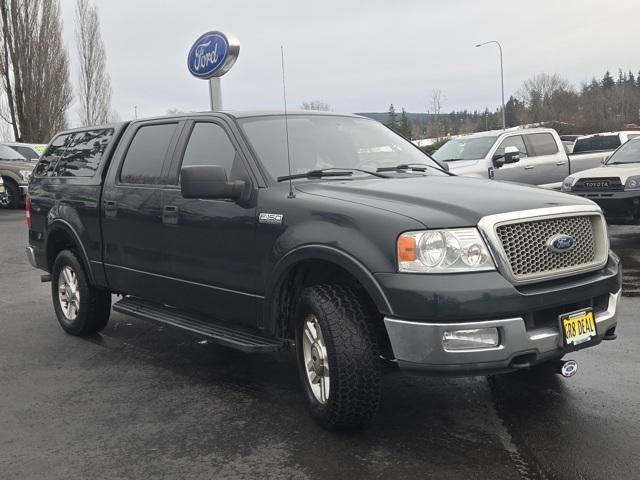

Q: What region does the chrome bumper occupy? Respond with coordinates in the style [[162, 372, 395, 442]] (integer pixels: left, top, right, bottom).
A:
[[384, 290, 621, 374], [25, 246, 37, 268]]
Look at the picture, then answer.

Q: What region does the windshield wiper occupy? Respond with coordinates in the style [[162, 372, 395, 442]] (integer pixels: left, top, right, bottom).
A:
[[376, 163, 451, 174], [277, 167, 389, 182]]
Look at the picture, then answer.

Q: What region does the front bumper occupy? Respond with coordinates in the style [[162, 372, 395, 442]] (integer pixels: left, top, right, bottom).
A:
[[384, 289, 621, 374], [571, 190, 640, 222]]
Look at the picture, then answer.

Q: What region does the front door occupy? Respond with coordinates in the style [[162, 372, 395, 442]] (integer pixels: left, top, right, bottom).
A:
[[160, 119, 259, 327], [492, 134, 530, 183]]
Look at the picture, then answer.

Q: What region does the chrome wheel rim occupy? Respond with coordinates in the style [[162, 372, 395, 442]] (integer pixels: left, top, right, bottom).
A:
[[302, 315, 330, 404], [58, 266, 80, 321]]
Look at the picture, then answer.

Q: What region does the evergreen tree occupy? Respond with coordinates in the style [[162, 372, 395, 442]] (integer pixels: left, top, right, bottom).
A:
[[602, 71, 615, 89], [400, 108, 411, 138], [387, 104, 399, 132]]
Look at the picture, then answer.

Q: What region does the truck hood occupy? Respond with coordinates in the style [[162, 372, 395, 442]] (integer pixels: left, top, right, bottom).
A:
[[296, 176, 595, 228], [573, 163, 640, 183], [444, 159, 482, 171]]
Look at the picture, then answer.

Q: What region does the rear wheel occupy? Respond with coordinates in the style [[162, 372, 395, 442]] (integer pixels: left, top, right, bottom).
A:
[[51, 250, 111, 336], [295, 284, 381, 430], [0, 179, 19, 209]]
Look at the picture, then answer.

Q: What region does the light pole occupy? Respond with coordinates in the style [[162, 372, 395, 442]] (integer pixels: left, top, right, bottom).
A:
[[476, 40, 505, 130]]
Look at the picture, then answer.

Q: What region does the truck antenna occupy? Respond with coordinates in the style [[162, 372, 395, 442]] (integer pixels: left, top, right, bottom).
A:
[[280, 45, 295, 199]]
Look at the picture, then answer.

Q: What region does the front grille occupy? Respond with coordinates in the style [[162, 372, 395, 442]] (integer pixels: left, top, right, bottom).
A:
[[495, 215, 599, 282], [573, 177, 623, 191]]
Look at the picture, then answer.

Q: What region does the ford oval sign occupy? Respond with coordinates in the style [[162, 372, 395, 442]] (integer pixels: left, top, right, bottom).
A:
[[546, 234, 575, 253], [187, 31, 240, 79]]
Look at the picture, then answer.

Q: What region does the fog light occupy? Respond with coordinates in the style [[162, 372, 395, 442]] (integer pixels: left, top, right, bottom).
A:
[[442, 328, 500, 350]]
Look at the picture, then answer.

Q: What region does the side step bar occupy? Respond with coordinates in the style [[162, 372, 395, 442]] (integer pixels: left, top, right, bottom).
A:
[[113, 297, 285, 353]]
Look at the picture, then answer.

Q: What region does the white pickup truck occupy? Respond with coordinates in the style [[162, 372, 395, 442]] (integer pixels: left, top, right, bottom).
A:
[[563, 136, 640, 223], [432, 128, 603, 189]]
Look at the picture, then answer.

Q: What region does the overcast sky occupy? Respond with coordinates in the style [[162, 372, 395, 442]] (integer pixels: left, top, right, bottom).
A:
[[58, 0, 639, 123]]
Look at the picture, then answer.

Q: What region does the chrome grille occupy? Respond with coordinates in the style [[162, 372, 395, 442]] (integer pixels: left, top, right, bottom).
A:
[[495, 215, 600, 282]]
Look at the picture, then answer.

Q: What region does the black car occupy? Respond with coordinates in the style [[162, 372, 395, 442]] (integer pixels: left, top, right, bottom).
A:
[[26, 111, 621, 430]]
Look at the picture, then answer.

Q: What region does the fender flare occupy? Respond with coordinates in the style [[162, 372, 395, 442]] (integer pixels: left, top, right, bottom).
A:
[[263, 244, 394, 331], [46, 219, 95, 283]]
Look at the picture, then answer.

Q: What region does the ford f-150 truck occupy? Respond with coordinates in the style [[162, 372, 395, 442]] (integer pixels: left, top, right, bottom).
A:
[[433, 128, 605, 189], [563, 136, 640, 223], [26, 112, 621, 430]]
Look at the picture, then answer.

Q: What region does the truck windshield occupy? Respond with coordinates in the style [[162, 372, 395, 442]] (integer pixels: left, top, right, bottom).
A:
[[607, 138, 640, 165], [432, 136, 498, 162], [238, 115, 443, 181]]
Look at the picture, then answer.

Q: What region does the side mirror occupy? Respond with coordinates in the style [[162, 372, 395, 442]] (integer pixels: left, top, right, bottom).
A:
[[438, 161, 450, 172], [601, 155, 610, 164], [503, 146, 521, 164], [181, 165, 247, 201]]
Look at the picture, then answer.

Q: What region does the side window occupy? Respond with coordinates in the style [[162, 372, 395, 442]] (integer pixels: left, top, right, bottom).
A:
[[181, 122, 237, 175], [55, 129, 114, 177], [34, 134, 71, 177], [495, 135, 528, 158], [11, 146, 39, 160], [593, 135, 621, 150], [527, 133, 559, 156], [120, 123, 178, 185]]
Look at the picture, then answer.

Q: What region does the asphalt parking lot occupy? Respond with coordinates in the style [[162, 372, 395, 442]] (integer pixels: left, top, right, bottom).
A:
[[0, 208, 638, 480]]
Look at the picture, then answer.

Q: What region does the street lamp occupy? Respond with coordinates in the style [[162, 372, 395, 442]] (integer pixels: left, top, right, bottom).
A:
[[476, 40, 505, 130]]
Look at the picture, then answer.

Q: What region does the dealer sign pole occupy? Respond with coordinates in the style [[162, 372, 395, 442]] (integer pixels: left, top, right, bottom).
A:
[[187, 31, 240, 111]]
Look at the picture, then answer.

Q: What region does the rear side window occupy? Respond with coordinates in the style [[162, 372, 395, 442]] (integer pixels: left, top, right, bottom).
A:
[[9, 145, 39, 160], [573, 135, 621, 153], [527, 133, 559, 156], [120, 123, 177, 184], [34, 134, 72, 177], [55, 129, 114, 177]]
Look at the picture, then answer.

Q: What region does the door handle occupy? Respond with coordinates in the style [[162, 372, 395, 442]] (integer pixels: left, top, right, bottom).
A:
[[556, 161, 567, 166], [104, 200, 117, 218], [162, 205, 179, 226], [524, 165, 535, 170]]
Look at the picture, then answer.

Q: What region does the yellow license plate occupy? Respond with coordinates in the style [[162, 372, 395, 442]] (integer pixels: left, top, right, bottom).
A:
[[560, 309, 597, 346]]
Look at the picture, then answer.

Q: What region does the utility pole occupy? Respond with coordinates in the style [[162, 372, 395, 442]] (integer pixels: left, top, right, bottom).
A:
[[476, 40, 506, 130]]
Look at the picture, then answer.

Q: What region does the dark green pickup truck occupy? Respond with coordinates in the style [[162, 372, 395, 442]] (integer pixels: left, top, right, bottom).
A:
[[26, 111, 621, 430]]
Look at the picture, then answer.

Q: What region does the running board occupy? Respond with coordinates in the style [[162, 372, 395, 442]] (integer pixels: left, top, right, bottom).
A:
[[112, 297, 285, 353]]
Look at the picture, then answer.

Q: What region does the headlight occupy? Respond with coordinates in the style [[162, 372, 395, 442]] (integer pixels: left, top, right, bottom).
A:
[[625, 176, 640, 190], [562, 176, 574, 192], [397, 228, 495, 273], [19, 170, 32, 182]]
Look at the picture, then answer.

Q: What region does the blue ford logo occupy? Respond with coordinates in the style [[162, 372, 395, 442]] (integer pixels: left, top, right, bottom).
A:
[[187, 31, 239, 79], [547, 234, 575, 253]]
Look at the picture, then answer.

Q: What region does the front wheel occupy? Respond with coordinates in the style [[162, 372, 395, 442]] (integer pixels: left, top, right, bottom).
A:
[[295, 284, 381, 430], [51, 250, 111, 336], [0, 179, 19, 209]]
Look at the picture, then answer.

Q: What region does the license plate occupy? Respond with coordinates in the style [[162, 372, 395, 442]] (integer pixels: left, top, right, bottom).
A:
[[560, 309, 597, 346]]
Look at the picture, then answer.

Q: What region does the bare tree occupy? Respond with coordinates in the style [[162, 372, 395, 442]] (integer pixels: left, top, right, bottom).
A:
[[517, 73, 574, 122], [0, 0, 72, 142], [75, 0, 112, 126], [300, 100, 332, 111], [427, 89, 446, 138]]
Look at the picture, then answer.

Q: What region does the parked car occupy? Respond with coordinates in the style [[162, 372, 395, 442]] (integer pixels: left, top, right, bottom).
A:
[[26, 112, 621, 430], [0, 145, 33, 208], [432, 128, 600, 189], [569, 131, 640, 167], [1, 142, 46, 161], [563, 136, 640, 223]]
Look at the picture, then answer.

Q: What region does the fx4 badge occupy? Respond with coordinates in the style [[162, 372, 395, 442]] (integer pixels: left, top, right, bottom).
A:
[[259, 213, 284, 225]]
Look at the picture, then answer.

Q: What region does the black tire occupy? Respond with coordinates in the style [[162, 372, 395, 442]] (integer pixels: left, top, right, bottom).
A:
[[51, 250, 111, 336], [0, 178, 19, 209], [294, 284, 381, 430]]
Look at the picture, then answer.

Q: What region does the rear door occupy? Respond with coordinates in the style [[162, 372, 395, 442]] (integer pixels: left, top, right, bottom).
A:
[[101, 120, 184, 302], [160, 118, 259, 327], [522, 132, 567, 186]]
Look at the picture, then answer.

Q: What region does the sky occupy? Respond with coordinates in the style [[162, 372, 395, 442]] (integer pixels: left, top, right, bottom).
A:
[[57, 0, 640, 124]]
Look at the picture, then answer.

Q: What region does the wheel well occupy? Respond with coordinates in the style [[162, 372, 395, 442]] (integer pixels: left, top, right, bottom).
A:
[[46, 228, 79, 272], [271, 259, 392, 355]]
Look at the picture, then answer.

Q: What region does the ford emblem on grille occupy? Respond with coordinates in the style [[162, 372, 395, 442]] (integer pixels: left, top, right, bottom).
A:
[[547, 234, 575, 253]]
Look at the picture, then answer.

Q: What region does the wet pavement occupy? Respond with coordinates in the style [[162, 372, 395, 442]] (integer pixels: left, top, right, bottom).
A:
[[0, 209, 638, 479]]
